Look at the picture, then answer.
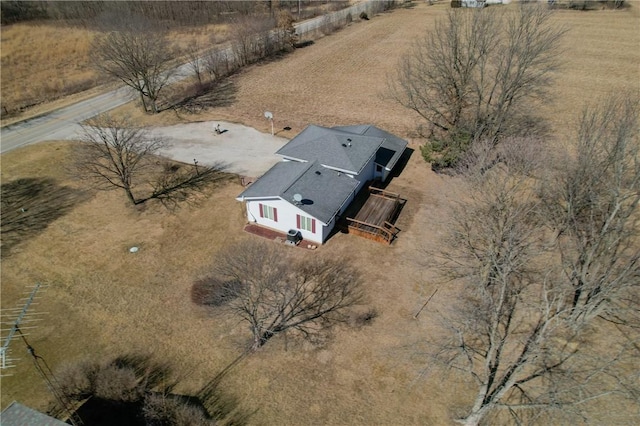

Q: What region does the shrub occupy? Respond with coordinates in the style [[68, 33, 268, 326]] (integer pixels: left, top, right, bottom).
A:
[[420, 129, 474, 172], [143, 393, 213, 426], [56, 360, 100, 401], [94, 362, 144, 402], [359, 11, 369, 20]]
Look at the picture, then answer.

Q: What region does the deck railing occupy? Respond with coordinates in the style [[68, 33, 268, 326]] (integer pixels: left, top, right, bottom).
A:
[[369, 186, 401, 200], [346, 217, 397, 244]]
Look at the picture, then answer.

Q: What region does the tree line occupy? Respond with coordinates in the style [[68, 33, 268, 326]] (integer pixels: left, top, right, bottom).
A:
[[89, 9, 297, 115], [0, 0, 350, 26]]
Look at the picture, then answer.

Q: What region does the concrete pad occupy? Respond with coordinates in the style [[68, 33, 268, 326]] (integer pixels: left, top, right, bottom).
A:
[[148, 121, 289, 177]]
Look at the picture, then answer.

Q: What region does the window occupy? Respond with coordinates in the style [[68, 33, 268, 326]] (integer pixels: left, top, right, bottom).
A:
[[259, 204, 278, 222], [297, 214, 316, 233]]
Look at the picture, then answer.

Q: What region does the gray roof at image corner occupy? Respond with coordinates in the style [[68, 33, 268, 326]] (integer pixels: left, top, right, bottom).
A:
[[275, 125, 385, 174], [1, 401, 68, 426], [237, 160, 359, 225]]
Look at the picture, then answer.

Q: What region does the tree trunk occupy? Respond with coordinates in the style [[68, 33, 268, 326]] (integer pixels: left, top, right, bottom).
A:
[[149, 97, 159, 114], [458, 410, 486, 426], [124, 186, 138, 205], [251, 330, 274, 351], [139, 92, 148, 113], [457, 392, 490, 426]]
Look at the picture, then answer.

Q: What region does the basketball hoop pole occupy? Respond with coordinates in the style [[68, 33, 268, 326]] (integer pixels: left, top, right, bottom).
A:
[[264, 111, 274, 136]]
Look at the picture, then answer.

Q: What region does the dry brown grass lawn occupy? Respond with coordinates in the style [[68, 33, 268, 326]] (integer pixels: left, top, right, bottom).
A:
[[1, 2, 639, 425], [0, 21, 228, 124], [0, 139, 454, 424], [0, 24, 100, 116]]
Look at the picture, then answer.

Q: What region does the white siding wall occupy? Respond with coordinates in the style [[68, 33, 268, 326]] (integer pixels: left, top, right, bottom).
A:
[[245, 198, 324, 244]]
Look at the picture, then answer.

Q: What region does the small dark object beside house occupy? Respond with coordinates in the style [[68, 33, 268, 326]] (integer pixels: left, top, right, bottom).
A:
[[286, 229, 302, 246]]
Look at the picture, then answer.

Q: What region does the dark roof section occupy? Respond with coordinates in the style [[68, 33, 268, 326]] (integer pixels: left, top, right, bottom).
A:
[[275, 125, 384, 175], [333, 124, 408, 171], [1, 401, 68, 426], [282, 161, 359, 224], [237, 160, 359, 225]]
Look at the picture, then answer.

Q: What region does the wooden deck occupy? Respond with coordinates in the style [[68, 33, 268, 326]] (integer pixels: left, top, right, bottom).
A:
[[345, 187, 405, 244]]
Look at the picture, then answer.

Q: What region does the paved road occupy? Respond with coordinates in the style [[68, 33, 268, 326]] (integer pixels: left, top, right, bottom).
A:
[[0, 86, 131, 153], [0, 1, 374, 154], [0, 63, 194, 154]]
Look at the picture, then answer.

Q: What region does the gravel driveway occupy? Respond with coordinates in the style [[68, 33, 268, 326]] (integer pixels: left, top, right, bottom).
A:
[[147, 121, 288, 177]]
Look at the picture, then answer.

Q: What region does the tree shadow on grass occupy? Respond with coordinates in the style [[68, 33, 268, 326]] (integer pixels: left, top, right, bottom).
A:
[[56, 352, 252, 425], [196, 350, 255, 425], [166, 79, 238, 115], [1, 177, 90, 257]]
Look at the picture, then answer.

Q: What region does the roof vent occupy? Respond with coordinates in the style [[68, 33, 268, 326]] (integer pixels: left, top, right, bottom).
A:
[[342, 143, 347, 147], [347, 138, 352, 142], [315, 170, 322, 175]]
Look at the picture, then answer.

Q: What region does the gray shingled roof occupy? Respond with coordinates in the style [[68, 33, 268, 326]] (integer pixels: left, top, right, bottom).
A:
[[238, 125, 408, 225], [275, 125, 384, 175], [237, 160, 311, 199], [1, 401, 67, 426], [282, 161, 359, 224], [333, 124, 408, 170], [237, 160, 359, 225]]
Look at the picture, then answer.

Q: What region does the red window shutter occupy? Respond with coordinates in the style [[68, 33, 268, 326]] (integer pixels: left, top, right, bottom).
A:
[[273, 208, 278, 222], [259, 203, 264, 218], [296, 214, 301, 228], [312, 219, 316, 233]]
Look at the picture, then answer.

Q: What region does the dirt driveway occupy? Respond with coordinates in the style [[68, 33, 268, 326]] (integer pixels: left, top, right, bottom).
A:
[[148, 120, 288, 177]]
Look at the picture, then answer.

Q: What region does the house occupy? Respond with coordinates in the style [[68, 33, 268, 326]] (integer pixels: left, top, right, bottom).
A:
[[236, 124, 407, 244]]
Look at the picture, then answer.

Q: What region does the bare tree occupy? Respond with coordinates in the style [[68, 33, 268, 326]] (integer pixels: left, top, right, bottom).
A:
[[200, 241, 363, 350], [203, 46, 235, 83], [432, 166, 637, 425], [76, 114, 164, 205], [389, 4, 565, 169], [274, 9, 297, 52], [541, 94, 640, 327], [436, 171, 561, 425], [186, 41, 205, 89], [76, 114, 225, 207], [91, 17, 175, 113], [230, 15, 277, 66]]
